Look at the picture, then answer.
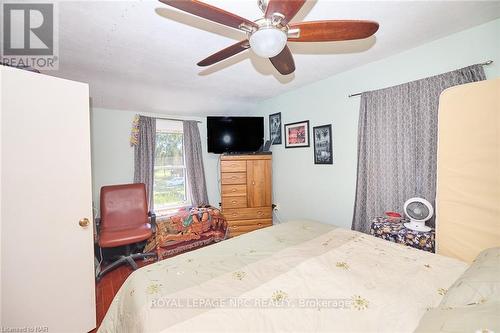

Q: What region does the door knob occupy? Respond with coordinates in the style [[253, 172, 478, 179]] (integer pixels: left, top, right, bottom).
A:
[[79, 218, 90, 228]]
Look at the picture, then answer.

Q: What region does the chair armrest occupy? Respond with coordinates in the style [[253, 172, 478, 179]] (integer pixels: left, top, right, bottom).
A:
[[148, 211, 157, 232]]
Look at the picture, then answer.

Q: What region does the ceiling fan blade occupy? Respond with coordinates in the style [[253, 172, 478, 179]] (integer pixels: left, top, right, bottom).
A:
[[159, 0, 258, 31], [269, 46, 295, 75], [288, 20, 379, 42], [265, 0, 306, 24], [197, 40, 250, 66]]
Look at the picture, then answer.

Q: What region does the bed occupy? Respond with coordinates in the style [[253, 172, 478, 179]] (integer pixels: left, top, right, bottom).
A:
[[98, 220, 468, 333]]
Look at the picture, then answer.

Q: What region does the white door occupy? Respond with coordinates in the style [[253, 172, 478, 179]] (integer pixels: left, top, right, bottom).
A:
[[1, 66, 96, 332]]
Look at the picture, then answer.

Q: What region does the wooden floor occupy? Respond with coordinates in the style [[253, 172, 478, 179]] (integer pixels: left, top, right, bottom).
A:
[[91, 258, 155, 333]]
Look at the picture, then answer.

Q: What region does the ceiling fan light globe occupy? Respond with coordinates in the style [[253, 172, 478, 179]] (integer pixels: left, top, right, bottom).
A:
[[249, 27, 287, 58]]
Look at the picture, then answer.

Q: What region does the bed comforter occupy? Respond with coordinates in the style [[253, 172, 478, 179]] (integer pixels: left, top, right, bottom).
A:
[[98, 220, 467, 333]]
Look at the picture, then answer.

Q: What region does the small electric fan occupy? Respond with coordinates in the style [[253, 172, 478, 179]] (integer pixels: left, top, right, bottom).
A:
[[403, 198, 433, 232]]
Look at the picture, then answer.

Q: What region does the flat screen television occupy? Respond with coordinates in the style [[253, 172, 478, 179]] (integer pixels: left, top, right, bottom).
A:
[[207, 116, 264, 154]]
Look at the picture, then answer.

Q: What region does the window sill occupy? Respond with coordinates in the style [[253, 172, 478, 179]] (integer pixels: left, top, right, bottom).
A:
[[155, 205, 192, 219]]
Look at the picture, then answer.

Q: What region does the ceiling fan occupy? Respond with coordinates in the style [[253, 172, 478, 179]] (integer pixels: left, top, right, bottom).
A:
[[158, 0, 379, 75]]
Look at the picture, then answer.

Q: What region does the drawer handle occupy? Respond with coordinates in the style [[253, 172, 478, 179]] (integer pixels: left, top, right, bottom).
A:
[[257, 211, 263, 215], [258, 223, 262, 226], [231, 176, 237, 179], [231, 200, 237, 204], [232, 188, 237, 192], [232, 213, 238, 216]]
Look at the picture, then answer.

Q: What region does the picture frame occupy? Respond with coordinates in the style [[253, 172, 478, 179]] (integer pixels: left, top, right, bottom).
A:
[[284, 120, 310, 148], [313, 124, 333, 164], [269, 112, 282, 145]]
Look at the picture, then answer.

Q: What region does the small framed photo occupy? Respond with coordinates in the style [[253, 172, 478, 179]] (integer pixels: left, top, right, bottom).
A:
[[284, 120, 310, 148], [313, 124, 333, 164], [269, 112, 282, 145]]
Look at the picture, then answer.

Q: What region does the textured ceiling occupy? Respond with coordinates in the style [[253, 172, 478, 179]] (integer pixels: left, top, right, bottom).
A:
[[45, 0, 500, 115]]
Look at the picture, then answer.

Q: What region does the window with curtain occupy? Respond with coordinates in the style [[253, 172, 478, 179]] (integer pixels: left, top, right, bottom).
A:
[[351, 64, 486, 234], [154, 120, 191, 210]]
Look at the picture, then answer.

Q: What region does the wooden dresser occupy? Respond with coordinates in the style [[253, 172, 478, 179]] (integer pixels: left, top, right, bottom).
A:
[[220, 154, 273, 237]]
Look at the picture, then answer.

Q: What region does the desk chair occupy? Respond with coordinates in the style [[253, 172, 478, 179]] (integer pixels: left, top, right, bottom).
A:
[[96, 183, 157, 281]]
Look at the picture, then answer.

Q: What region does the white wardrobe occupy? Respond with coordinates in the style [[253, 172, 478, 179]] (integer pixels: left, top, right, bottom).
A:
[[1, 66, 96, 332]]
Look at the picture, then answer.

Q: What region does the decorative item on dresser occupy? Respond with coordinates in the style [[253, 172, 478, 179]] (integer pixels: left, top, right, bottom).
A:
[[220, 154, 273, 237]]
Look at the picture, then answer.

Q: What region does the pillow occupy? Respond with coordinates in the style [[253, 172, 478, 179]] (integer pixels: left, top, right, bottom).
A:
[[414, 247, 500, 333], [441, 247, 500, 307], [414, 302, 499, 333]]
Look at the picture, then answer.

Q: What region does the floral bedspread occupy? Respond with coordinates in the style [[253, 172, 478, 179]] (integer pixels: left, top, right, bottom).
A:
[[99, 220, 466, 333], [370, 217, 435, 252]]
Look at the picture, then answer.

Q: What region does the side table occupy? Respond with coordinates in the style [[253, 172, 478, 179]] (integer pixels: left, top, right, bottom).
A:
[[370, 217, 435, 252]]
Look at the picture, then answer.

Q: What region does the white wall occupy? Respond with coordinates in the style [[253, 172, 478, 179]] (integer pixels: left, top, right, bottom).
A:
[[90, 108, 220, 213], [252, 19, 500, 229], [0, 64, 3, 326]]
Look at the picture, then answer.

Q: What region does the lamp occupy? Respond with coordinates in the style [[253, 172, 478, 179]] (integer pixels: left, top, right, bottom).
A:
[[249, 27, 287, 58]]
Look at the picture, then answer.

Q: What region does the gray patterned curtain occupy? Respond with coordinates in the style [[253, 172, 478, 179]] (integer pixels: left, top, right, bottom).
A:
[[134, 116, 156, 210], [183, 120, 209, 206], [352, 65, 486, 234]]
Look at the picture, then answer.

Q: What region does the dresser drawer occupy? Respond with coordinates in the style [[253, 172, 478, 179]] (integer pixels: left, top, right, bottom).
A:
[[223, 207, 272, 221], [221, 184, 247, 197], [221, 172, 246, 185], [228, 218, 273, 228], [221, 160, 246, 172], [228, 220, 272, 237], [222, 196, 247, 209]]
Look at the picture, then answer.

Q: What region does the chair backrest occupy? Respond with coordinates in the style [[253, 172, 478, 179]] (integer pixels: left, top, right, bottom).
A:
[[100, 183, 148, 230]]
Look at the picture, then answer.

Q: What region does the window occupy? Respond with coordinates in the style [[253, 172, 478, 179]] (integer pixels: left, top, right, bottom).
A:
[[154, 120, 190, 210]]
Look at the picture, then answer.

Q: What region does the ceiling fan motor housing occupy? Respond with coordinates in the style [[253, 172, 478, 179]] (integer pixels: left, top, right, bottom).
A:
[[258, 0, 269, 13]]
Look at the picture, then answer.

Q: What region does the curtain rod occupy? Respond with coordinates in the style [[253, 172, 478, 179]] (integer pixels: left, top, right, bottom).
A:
[[152, 116, 202, 123], [347, 60, 494, 98]]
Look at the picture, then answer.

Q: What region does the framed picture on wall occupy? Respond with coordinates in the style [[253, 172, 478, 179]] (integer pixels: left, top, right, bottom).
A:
[[313, 124, 333, 164], [284, 120, 310, 148], [269, 112, 282, 145]]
